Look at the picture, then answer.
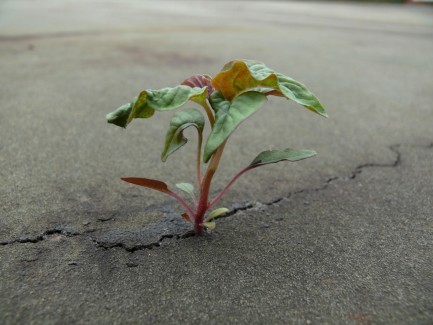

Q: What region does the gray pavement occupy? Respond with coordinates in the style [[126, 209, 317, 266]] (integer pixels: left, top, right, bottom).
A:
[[1, 1, 433, 324]]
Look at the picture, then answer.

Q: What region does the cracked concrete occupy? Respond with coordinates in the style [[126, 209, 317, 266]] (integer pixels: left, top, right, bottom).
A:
[[1, 0, 433, 324], [76, 143, 404, 253], [0, 144, 403, 253], [0, 225, 80, 246], [1, 143, 432, 324], [12, 142, 411, 256]]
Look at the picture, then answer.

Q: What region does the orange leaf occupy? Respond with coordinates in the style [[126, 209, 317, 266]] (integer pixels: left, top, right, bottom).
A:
[[212, 60, 278, 101]]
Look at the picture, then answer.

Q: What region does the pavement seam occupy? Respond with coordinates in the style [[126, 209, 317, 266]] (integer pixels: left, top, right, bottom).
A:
[[1, 142, 431, 252]]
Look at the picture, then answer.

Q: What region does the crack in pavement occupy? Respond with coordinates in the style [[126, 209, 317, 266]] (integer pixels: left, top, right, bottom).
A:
[[349, 144, 401, 180], [92, 143, 409, 253], [93, 231, 195, 252], [0, 225, 81, 246], [215, 144, 402, 219], [1, 143, 431, 253]]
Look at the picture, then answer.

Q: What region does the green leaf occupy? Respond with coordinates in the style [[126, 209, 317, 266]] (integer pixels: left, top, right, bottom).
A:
[[205, 207, 229, 222], [175, 183, 195, 197], [204, 91, 267, 162], [276, 73, 326, 117], [249, 148, 317, 168], [106, 100, 134, 128], [212, 60, 327, 117], [107, 86, 208, 128], [202, 222, 216, 230], [161, 109, 205, 161], [121, 177, 170, 193]]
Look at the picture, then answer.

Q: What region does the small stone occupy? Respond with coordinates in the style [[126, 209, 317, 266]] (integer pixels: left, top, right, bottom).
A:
[[82, 221, 90, 226], [126, 262, 138, 268], [97, 216, 113, 222]]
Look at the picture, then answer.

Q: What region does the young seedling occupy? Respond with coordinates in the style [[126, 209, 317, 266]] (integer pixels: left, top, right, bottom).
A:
[[107, 60, 327, 236]]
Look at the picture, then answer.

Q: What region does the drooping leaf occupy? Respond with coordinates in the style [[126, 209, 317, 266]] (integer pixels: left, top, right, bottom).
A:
[[107, 86, 208, 128], [106, 98, 135, 128], [161, 109, 205, 161], [249, 148, 317, 168], [212, 60, 327, 117], [203, 221, 216, 230], [121, 177, 170, 193], [205, 207, 229, 222], [275, 73, 326, 117], [175, 183, 195, 197], [106, 102, 131, 128], [181, 75, 215, 99], [203, 91, 267, 162]]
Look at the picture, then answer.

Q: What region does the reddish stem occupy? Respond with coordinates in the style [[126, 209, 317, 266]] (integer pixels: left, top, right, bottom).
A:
[[167, 191, 196, 219], [208, 166, 256, 210], [196, 132, 203, 188], [194, 141, 227, 235]]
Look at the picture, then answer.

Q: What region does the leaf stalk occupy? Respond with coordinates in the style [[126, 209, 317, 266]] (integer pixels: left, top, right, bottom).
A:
[[202, 100, 215, 127], [167, 191, 196, 218], [196, 131, 203, 188], [208, 165, 256, 210]]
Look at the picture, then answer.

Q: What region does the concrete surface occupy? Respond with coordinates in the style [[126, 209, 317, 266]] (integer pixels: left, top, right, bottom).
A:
[[1, 1, 433, 324]]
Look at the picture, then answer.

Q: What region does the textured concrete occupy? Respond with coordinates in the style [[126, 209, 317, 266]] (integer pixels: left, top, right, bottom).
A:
[[1, 1, 433, 324]]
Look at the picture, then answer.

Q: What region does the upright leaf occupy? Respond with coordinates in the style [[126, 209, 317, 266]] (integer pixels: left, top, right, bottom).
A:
[[203, 91, 267, 162], [249, 148, 317, 168], [212, 60, 327, 117], [181, 75, 216, 125], [161, 109, 205, 161], [175, 183, 195, 197], [106, 86, 208, 128], [181, 74, 215, 99]]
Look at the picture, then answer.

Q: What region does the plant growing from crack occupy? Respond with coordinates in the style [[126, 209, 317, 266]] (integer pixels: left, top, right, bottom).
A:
[[106, 60, 327, 236]]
